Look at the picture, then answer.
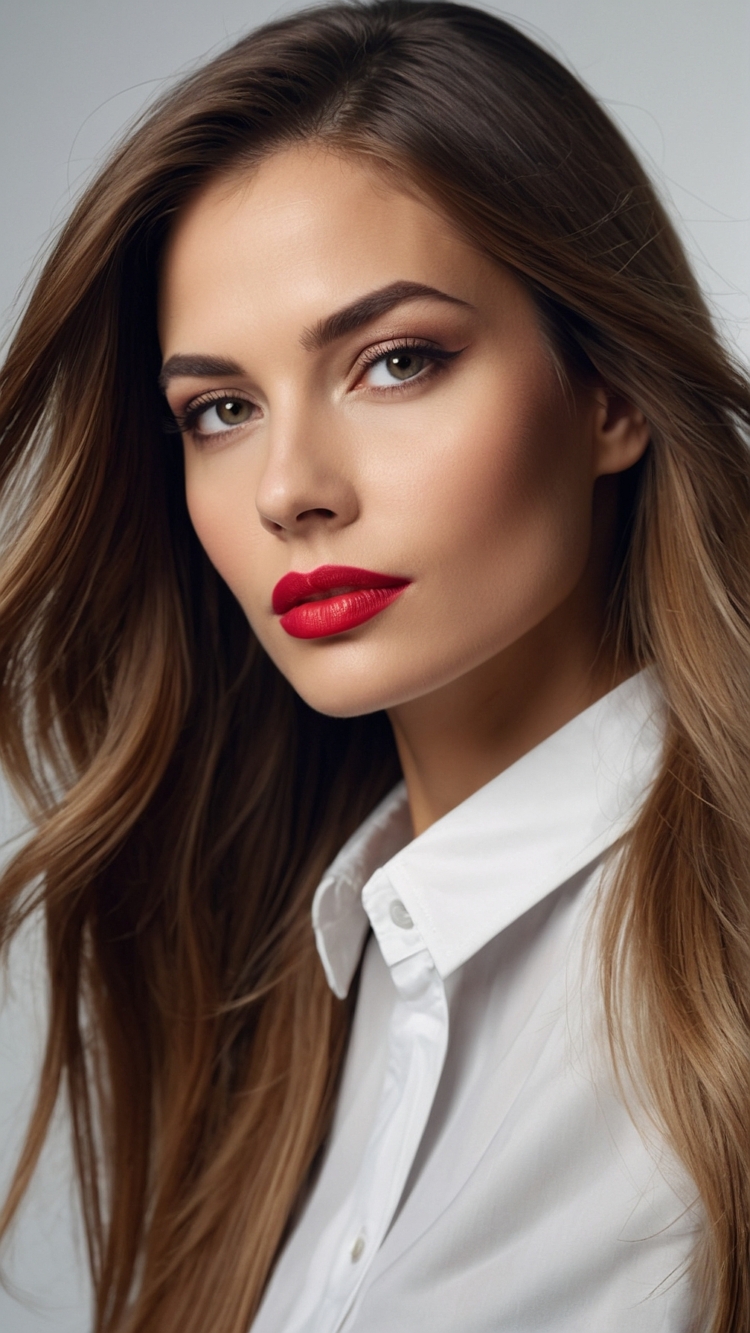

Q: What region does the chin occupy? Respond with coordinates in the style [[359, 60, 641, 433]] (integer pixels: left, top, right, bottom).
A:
[[264, 628, 484, 719], [292, 678, 397, 720], [261, 633, 401, 718], [275, 654, 408, 718]]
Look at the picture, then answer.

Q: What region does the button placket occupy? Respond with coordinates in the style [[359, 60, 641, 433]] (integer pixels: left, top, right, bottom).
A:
[[276, 864, 452, 1333], [329, 956, 449, 1333], [298, 870, 447, 1333]]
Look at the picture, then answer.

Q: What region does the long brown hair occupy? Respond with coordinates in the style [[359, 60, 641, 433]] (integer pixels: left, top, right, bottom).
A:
[[1, 3, 749, 1329]]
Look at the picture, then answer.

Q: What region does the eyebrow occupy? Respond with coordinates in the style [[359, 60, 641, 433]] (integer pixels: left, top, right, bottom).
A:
[[158, 281, 472, 391], [300, 280, 472, 350], [158, 354, 244, 392]]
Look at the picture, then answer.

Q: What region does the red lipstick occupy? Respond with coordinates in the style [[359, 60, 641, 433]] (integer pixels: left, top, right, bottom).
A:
[[272, 565, 410, 639]]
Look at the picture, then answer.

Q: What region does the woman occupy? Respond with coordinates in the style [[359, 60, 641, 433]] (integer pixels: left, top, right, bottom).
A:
[[0, 2, 748, 1330]]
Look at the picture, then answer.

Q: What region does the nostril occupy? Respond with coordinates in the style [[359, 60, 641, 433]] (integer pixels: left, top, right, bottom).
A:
[[295, 507, 336, 522], [260, 516, 286, 534]]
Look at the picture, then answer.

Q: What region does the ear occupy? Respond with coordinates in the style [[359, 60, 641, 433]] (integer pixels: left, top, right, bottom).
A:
[[591, 386, 651, 478]]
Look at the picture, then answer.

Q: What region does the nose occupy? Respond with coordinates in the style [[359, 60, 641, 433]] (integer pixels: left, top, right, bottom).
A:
[[255, 412, 359, 537]]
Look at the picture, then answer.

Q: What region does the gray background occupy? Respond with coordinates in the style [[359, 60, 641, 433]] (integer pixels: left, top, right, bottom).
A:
[[0, 1, 748, 1329]]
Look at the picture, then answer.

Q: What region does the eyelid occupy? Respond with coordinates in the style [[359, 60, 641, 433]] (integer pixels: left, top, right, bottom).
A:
[[170, 387, 258, 434], [353, 336, 464, 387], [355, 335, 440, 369]]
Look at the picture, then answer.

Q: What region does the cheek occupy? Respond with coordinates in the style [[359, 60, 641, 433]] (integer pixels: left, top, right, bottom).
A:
[[183, 457, 262, 608], [415, 393, 590, 570]]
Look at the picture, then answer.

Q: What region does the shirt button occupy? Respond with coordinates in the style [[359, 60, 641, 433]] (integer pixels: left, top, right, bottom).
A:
[[389, 899, 414, 929], [350, 1233, 366, 1263]]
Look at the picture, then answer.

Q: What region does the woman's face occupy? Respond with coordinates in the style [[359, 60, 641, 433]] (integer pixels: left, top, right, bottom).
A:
[[159, 145, 644, 718]]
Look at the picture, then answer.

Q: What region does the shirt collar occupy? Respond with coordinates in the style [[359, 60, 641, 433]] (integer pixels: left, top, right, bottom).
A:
[[312, 669, 665, 998]]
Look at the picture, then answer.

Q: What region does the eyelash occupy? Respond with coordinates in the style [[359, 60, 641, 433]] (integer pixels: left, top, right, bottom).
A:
[[170, 390, 255, 437], [357, 337, 458, 381], [171, 338, 461, 441]]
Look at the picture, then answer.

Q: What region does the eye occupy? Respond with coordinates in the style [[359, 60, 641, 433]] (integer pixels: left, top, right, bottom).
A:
[[191, 397, 255, 435], [363, 349, 430, 387], [177, 391, 259, 439]]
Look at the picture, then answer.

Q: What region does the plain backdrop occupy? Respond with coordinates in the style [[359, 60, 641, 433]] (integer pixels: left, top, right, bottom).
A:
[[0, 2, 748, 1330]]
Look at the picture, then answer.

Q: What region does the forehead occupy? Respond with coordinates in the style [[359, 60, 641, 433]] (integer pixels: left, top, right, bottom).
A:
[[158, 145, 504, 346]]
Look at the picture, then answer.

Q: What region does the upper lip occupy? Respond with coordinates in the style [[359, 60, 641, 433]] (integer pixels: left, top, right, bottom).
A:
[[272, 565, 410, 615]]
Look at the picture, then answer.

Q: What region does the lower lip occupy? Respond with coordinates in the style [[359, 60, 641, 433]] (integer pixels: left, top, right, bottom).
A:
[[279, 585, 408, 639]]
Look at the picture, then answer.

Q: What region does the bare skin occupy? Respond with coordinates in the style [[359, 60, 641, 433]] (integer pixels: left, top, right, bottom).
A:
[[159, 145, 650, 835]]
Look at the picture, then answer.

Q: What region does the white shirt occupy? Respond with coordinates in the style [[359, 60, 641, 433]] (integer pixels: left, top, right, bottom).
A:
[[252, 672, 702, 1333]]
